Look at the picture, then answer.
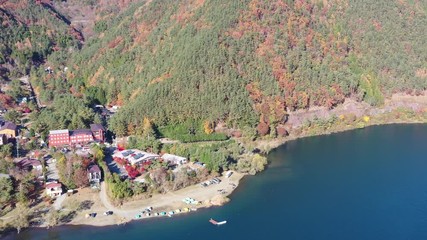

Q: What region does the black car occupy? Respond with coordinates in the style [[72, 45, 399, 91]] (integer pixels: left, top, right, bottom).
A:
[[104, 211, 113, 216]]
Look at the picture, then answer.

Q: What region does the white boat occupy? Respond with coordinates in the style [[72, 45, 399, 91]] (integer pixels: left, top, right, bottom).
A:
[[209, 218, 227, 225]]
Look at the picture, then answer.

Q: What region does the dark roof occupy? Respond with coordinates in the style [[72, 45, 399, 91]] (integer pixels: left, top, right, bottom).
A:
[[88, 164, 101, 173], [90, 124, 105, 132], [70, 129, 93, 136], [16, 158, 41, 168], [0, 121, 17, 131]]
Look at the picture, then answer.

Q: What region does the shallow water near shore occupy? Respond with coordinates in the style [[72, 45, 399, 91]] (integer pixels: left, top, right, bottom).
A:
[[7, 124, 427, 240]]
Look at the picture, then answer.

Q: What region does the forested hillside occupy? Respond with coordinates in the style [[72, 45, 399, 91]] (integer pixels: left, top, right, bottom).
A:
[[32, 0, 427, 135], [0, 0, 81, 80]]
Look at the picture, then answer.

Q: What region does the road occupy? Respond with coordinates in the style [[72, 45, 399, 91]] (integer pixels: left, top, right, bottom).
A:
[[46, 158, 59, 182], [19, 75, 44, 109], [53, 194, 66, 210], [104, 147, 128, 177]]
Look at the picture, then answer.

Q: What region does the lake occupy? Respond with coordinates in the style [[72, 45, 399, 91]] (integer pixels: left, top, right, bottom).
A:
[[8, 124, 427, 240]]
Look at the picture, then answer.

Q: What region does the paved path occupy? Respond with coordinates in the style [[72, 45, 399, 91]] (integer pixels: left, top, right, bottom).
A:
[[99, 182, 118, 213], [46, 159, 59, 181], [53, 194, 66, 210]]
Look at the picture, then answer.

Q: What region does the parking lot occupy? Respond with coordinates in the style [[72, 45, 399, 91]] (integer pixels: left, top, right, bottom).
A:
[[200, 177, 222, 187]]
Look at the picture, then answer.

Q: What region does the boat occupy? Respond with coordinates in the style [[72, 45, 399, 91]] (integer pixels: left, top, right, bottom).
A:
[[209, 218, 227, 225]]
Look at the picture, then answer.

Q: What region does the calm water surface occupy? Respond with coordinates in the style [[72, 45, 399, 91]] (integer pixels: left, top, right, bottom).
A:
[[9, 124, 427, 240]]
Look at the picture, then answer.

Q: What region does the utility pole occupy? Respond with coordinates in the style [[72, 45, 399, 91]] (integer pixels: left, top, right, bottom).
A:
[[16, 130, 19, 158], [16, 119, 22, 158]]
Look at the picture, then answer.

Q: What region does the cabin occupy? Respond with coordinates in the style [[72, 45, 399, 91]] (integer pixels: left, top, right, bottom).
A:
[[46, 182, 62, 198], [0, 121, 17, 138], [88, 164, 101, 184]]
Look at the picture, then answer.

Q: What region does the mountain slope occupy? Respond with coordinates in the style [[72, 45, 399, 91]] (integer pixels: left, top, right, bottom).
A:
[[63, 0, 427, 135], [0, 0, 81, 79]]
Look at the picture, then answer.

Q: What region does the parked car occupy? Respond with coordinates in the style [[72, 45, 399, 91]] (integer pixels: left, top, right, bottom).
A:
[[104, 211, 113, 216], [89, 212, 97, 218], [145, 206, 153, 212]]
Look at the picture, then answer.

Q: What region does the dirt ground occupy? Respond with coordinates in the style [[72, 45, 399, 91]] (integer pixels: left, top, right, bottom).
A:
[[65, 172, 245, 226]]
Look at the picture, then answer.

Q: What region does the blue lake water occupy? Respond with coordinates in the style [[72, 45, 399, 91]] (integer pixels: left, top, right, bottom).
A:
[[8, 124, 427, 240]]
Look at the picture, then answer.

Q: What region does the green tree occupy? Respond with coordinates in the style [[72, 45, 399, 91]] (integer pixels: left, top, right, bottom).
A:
[[0, 177, 13, 207], [11, 203, 30, 234], [45, 208, 60, 229], [4, 110, 22, 124]]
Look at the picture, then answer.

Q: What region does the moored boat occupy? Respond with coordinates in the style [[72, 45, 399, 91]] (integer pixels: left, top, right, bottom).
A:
[[209, 218, 227, 225]]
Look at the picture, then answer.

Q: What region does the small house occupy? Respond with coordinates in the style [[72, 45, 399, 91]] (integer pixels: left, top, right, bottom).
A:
[[0, 121, 17, 138], [88, 164, 101, 184], [46, 182, 62, 198], [15, 158, 42, 173]]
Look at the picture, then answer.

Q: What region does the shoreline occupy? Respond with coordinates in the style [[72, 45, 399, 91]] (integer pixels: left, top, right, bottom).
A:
[[254, 119, 427, 154], [3, 122, 426, 240], [52, 171, 246, 228], [3, 94, 427, 236], [32, 120, 427, 230]]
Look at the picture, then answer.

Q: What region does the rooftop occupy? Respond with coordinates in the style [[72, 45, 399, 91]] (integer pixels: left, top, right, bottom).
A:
[[162, 154, 187, 161], [46, 182, 62, 189], [15, 158, 41, 168], [0, 121, 17, 131], [88, 164, 101, 173], [90, 124, 105, 132], [49, 129, 69, 135], [70, 129, 93, 136], [113, 149, 159, 165]]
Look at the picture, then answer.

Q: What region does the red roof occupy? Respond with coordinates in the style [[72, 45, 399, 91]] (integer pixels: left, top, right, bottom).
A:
[[46, 182, 62, 188]]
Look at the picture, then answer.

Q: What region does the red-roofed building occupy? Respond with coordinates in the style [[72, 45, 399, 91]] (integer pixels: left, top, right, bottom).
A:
[[48, 124, 106, 147], [90, 124, 105, 142], [88, 164, 101, 184], [46, 182, 62, 198], [48, 129, 70, 147], [70, 129, 94, 144]]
